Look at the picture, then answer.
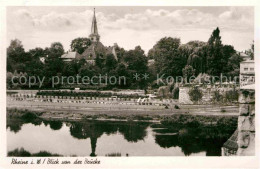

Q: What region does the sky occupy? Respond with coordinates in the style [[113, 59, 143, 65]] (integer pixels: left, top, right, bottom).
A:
[[7, 6, 254, 53]]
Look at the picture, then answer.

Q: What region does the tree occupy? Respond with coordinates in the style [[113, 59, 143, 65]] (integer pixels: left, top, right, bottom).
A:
[[246, 41, 254, 60], [124, 46, 148, 89], [7, 72, 14, 89], [225, 53, 243, 80], [207, 27, 224, 76], [95, 55, 104, 69], [186, 40, 206, 48], [79, 64, 99, 81], [28, 47, 45, 60], [115, 45, 126, 62], [124, 46, 147, 72], [182, 65, 196, 83], [62, 61, 77, 76], [187, 53, 202, 75], [44, 42, 65, 77], [178, 44, 194, 62], [250, 41, 254, 60], [115, 63, 130, 88], [25, 58, 44, 77], [105, 54, 117, 73], [7, 39, 25, 62], [25, 47, 46, 77], [71, 37, 91, 54], [7, 39, 26, 72], [46, 42, 64, 58], [149, 37, 186, 78], [221, 45, 236, 74], [188, 86, 203, 103]]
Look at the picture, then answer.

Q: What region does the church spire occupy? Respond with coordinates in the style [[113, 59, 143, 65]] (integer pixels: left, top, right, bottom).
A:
[[89, 8, 100, 42]]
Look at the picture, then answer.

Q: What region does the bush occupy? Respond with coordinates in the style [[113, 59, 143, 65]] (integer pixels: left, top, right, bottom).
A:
[[8, 148, 61, 157], [21, 112, 38, 119], [188, 86, 203, 103], [224, 88, 239, 103], [8, 148, 31, 157], [212, 90, 223, 103], [174, 105, 180, 109], [36, 91, 147, 99], [172, 87, 179, 99]]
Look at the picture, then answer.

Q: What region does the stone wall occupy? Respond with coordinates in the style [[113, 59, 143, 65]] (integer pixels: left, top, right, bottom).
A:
[[237, 88, 255, 155], [157, 86, 171, 98], [179, 87, 193, 104], [178, 86, 237, 104]]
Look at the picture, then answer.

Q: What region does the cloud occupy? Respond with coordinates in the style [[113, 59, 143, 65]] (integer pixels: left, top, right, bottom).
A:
[[7, 7, 254, 53], [219, 7, 253, 20], [11, 9, 94, 32]]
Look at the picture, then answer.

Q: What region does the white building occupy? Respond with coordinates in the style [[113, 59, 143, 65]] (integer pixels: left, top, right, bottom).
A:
[[240, 60, 254, 87]]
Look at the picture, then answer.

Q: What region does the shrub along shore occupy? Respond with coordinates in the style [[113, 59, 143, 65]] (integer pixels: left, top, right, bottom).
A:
[[7, 108, 237, 129]]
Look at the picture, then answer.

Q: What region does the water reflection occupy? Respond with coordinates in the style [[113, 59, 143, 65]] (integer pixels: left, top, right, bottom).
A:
[[155, 127, 231, 156], [69, 122, 117, 156], [7, 117, 235, 156], [68, 121, 149, 156]]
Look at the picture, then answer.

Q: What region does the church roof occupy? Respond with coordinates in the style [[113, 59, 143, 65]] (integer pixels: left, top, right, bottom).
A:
[[73, 8, 117, 62], [91, 8, 98, 36], [106, 46, 118, 61], [80, 42, 118, 61], [80, 42, 105, 60]]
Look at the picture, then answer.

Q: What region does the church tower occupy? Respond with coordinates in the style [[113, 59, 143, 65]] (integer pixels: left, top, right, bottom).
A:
[[89, 8, 100, 43]]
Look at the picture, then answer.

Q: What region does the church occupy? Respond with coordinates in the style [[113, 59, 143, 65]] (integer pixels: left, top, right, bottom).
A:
[[61, 8, 118, 63]]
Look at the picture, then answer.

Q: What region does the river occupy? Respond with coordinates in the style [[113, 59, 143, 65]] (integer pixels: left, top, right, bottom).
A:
[[7, 118, 234, 156]]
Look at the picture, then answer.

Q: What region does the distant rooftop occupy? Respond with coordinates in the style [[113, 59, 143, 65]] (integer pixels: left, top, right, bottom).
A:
[[61, 52, 79, 59]]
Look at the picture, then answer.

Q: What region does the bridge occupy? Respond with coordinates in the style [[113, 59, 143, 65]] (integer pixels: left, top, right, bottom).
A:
[[223, 60, 255, 156]]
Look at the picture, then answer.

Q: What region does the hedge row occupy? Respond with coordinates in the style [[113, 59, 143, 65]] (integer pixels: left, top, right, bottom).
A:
[[36, 91, 148, 99]]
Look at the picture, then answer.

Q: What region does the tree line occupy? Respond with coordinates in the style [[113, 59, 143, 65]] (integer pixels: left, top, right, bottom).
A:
[[7, 27, 253, 90]]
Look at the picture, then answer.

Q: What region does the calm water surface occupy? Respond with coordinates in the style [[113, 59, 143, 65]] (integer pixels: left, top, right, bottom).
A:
[[7, 118, 230, 156]]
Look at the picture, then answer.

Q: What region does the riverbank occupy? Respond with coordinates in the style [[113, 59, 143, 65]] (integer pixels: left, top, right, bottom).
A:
[[7, 98, 239, 116], [7, 108, 238, 128]]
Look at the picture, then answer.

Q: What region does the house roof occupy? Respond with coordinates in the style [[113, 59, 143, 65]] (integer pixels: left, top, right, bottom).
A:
[[240, 53, 249, 57], [61, 52, 79, 59], [238, 52, 250, 59]]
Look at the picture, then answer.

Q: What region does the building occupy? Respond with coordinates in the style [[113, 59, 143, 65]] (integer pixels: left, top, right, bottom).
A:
[[61, 8, 117, 64], [148, 59, 155, 66], [240, 60, 254, 87], [237, 52, 251, 61], [61, 51, 81, 62]]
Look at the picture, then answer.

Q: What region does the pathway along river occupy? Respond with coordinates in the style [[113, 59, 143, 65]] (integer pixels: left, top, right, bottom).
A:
[[6, 116, 236, 156]]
